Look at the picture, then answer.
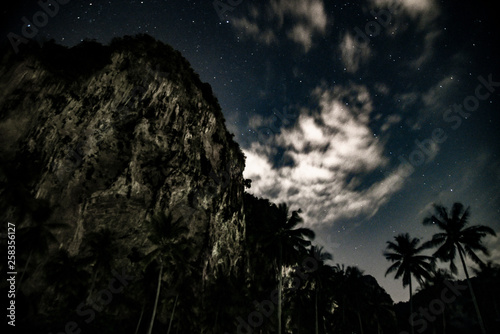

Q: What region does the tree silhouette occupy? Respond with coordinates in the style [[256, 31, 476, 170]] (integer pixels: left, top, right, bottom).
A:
[[422, 203, 496, 334], [17, 217, 69, 292], [44, 249, 90, 311], [130, 260, 158, 334], [307, 245, 333, 334], [384, 233, 434, 334], [333, 265, 370, 334], [262, 203, 315, 334], [80, 228, 119, 304], [364, 279, 396, 334], [473, 261, 500, 324], [417, 268, 454, 334], [143, 211, 189, 334]]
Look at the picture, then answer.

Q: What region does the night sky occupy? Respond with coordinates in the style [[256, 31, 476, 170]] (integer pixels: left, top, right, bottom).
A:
[[2, 0, 499, 303]]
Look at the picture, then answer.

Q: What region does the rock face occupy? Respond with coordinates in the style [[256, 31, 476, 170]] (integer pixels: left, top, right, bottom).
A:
[[0, 36, 246, 293]]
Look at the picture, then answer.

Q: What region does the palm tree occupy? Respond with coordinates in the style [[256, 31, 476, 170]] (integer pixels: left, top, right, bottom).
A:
[[473, 261, 500, 322], [384, 233, 434, 334], [262, 203, 315, 334], [364, 281, 396, 334], [44, 249, 90, 310], [81, 228, 119, 303], [17, 217, 69, 292], [422, 203, 496, 334], [340, 266, 368, 334], [144, 211, 189, 334], [131, 261, 158, 334], [418, 268, 454, 334], [307, 245, 333, 334]]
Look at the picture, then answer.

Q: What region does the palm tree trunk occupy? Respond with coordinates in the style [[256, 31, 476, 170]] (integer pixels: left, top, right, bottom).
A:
[[357, 311, 364, 334], [457, 247, 487, 334], [442, 306, 446, 334], [315, 286, 319, 334], [278, 244, 283, 334], [342, 298, 345, 327], [134, 303, 145, 334], [167, 294, 179, 334], [147, 261, 163, 334], [87, 268, 99, 303], [409, 278, 414, 334], [214, 302, 219, 331]]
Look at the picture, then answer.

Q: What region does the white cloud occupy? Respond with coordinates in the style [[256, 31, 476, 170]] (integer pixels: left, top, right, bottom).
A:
[[409, 74, 457, 129], [368, 0, 442, 68], [231, 0, 328, 52], [231, 17, 277, 45], [484, 234, 500, 265], [381, 114, 402, 132], [395, 92, 419, 109], [369, 0, 440, 28], [339, 32, 372, 73], [374, 83, 390, 96], [247, 114, 265, 129], [243, 84, 411, 227], [411, 30, 441, 68]]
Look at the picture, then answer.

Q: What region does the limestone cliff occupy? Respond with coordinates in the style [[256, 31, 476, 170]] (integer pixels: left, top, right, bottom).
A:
[[0, 35, 246, 313]]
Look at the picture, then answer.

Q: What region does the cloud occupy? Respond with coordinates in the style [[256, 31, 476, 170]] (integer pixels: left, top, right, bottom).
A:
[[231, 17, 277, 45], [231, 0, 328, 52], [411, 30, 441, 68], [368, 0, 442, 68], [381, 114, 402, 132], [369, 0, 440, 29], [409, 74, 457, 129], [243, 84, 411, 227], [374, 83, 390, 96], [484, 234, 500, 265], [339, 32, 372, 73]]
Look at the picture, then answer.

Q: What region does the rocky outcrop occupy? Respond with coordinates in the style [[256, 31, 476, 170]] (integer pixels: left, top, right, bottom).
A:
[[0, 36, 246, 291]]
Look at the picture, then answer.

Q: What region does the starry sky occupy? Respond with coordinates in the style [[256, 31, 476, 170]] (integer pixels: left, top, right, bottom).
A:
[[2, 0, 500, 303]]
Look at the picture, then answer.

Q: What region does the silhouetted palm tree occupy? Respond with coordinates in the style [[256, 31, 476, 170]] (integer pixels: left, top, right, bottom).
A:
[[262, 203, 315, 334], [418, 268, 454, 334], [331, 265, 374, 334], [365, 281, 396, 334], [345, 266, 367, 334], [307, 245, 333, 334], [131, 260, 158, 334], [17, 217, 68, 292], [44, 249, 90, 310], [144, 212, 189, 334], [473, 261, 500, 322], [81, 228, 119, 303], [423, 202, 496, 334], [384, 233, 434, 334]]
